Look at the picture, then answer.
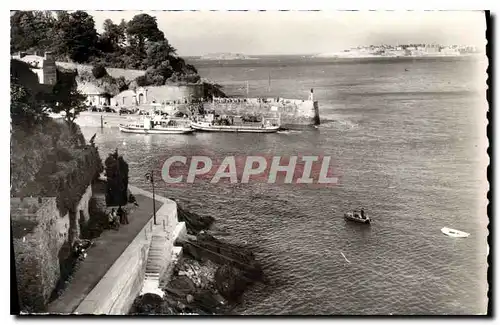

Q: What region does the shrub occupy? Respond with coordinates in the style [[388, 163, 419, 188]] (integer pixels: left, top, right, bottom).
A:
[[91, 64, 107, 79]]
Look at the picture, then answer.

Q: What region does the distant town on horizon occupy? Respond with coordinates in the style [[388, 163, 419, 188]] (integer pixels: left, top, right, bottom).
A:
[[187, 43, 482, 60]]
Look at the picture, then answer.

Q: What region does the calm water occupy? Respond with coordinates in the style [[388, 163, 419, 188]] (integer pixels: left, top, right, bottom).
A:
[[82, 56, 489, 315]]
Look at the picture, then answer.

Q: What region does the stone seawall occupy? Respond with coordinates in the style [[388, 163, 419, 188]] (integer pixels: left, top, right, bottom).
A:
[[75, 99, 320, 129], [73, 185, 186, 315], [203, 99, 320, 127]]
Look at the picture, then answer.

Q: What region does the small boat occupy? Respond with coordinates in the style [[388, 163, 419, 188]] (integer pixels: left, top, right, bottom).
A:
[[441, 227, 470, 238], [119, 117, 193, 134], [344, 211, 371, 224]]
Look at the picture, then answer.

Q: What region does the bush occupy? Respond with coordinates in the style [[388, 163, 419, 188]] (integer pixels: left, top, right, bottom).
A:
[[135, 75, 149, 87], [91, 64, 107, 79], [104, 149, 129, 206]]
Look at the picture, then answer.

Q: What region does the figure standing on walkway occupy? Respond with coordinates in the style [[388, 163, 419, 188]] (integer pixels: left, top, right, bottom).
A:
[[118, 206, 129, 224]]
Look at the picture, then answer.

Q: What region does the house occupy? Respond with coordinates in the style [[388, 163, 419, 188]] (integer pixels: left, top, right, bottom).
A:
[[11, 51, 57, 85], [111, 89, 140, 107], [77, 82, 111, 107]]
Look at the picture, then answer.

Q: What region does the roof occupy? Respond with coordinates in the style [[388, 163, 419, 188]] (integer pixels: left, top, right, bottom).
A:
[[14, 55, 47, 69], [77, 82, 107, 95], [115, 89, 136, 98]]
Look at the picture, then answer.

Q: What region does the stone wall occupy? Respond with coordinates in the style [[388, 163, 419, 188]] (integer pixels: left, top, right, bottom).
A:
[[203, 98, 320, 127], [12, 197, 69, 312], [143, 84, 204, 103], [11, 183, 94, 313], [73, 187, 185, 315], [111, 84, 204, 107]]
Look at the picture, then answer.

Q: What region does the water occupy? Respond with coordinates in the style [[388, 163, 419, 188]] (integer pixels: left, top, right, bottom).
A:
[[82, 56, 489, 315]]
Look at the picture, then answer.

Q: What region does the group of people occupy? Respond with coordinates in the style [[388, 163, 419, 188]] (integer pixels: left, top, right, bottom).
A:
[[108, 206, 129, 229], [351, 208, 366, 219]]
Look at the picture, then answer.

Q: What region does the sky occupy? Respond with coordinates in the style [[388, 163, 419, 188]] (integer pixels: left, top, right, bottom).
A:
[[88, 10, 487, 56]]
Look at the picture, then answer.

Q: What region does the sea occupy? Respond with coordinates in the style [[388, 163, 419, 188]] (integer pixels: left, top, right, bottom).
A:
[[81, 55, 489, 315]]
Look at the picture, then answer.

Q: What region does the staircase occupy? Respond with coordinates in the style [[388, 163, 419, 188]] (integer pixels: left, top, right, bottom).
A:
[[140, 234, 168, 298]]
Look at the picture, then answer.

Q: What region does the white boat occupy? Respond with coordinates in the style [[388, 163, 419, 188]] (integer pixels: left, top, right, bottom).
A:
[[119, 117, 193, 134], [191, 114, 280, 133], [191, 121, 279, 133], [441, 227, 470, 238]]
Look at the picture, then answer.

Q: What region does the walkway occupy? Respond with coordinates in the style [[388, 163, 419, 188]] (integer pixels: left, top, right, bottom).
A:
[[47, 194, 162, 314]]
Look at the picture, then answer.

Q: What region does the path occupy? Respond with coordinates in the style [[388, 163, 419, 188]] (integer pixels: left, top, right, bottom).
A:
[[47, 194, 162, 314]]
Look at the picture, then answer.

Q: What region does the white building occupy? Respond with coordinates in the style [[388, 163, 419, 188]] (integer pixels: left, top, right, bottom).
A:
[[77, 82, 111, 107], [11, 51, 57, 85]]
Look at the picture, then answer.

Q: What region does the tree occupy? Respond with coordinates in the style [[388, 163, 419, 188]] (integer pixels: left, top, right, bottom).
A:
[[53, 10, 98, 62], [10, 10, 56, 53], [104, 149, 129, 206], [51, 70, 87, 123], [10, 59, 50, 125], [126, 14, 165, 56], [100, 18, 127, 51], [145, 40, 177, 68]]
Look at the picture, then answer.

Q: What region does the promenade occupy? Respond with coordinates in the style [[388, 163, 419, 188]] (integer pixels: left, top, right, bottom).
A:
[[47, 193, 162, 314]]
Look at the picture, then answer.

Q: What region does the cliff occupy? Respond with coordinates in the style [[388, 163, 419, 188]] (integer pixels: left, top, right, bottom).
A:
[[11, 118, 104, 313]]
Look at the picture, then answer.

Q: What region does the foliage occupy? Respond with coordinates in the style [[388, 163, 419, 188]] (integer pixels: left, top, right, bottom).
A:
[[50, 69, 87, 123], [104, 149, 129, 206], [145, 40, 176, 68], [91, 64, 107, 79], [10, 59, 50, 126], [12, 117, 103, 216], [52, 11, 99, 63], [11, 11, 56, 53], [100, 18, 127, 51], [203, 82, 227, 100], [126, 13, 165, 52], [10, 11, 204, 86]]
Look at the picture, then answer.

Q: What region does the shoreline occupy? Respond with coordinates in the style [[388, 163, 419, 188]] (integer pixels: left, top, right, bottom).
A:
[[129, 200, 265, 315]]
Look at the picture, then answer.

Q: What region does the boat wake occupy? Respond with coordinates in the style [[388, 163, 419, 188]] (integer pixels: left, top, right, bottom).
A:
[[318, 118, 359, 130], [277, 130, 303, 135]]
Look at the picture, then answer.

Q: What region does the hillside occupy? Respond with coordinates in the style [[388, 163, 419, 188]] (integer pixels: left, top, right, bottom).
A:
[[56, 62, 145, 82]]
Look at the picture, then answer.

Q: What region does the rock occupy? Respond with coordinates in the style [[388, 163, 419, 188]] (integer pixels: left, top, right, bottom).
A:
[[177, 206, 215, 234], [214, 264, 249, 302], [131, 293, 164, 314], [168, 275, 196, 295]]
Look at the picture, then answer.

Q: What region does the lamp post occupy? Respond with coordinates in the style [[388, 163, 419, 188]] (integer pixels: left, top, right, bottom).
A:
[[145, 171, 157, 225]]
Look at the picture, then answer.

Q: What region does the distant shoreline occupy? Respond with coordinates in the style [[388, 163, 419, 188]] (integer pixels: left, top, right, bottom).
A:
[[186, 53, 483, 61]]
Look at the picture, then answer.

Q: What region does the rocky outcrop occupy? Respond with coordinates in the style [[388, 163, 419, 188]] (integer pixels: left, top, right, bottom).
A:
[[176, 205, 215, 235], [131, 205, 265, 315]]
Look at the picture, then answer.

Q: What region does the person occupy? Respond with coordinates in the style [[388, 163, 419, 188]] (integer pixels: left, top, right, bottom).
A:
[[118, 206, 129, 225], [360, 208, 365, 219], [109, 208, 119, 229]]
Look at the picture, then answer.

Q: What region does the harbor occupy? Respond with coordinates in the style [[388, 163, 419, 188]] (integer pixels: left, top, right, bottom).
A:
[[10, 10, 489, 316]]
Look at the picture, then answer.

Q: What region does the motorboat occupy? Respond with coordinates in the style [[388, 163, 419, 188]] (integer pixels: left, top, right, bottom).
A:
[[344, 211, 371, 224], [190, 113, 280, 133], [441, 227, 470, 238], [119, 117, 193, 134]]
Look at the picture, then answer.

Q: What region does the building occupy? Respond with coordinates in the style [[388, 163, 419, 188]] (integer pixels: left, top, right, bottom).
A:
[[77, 82, 112, 107], [111, 84, 204, 108], [11, 51, 57, 85]]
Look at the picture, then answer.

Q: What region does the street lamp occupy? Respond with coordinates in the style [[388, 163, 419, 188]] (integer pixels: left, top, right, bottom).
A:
[[145, 171, 157, 225]]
